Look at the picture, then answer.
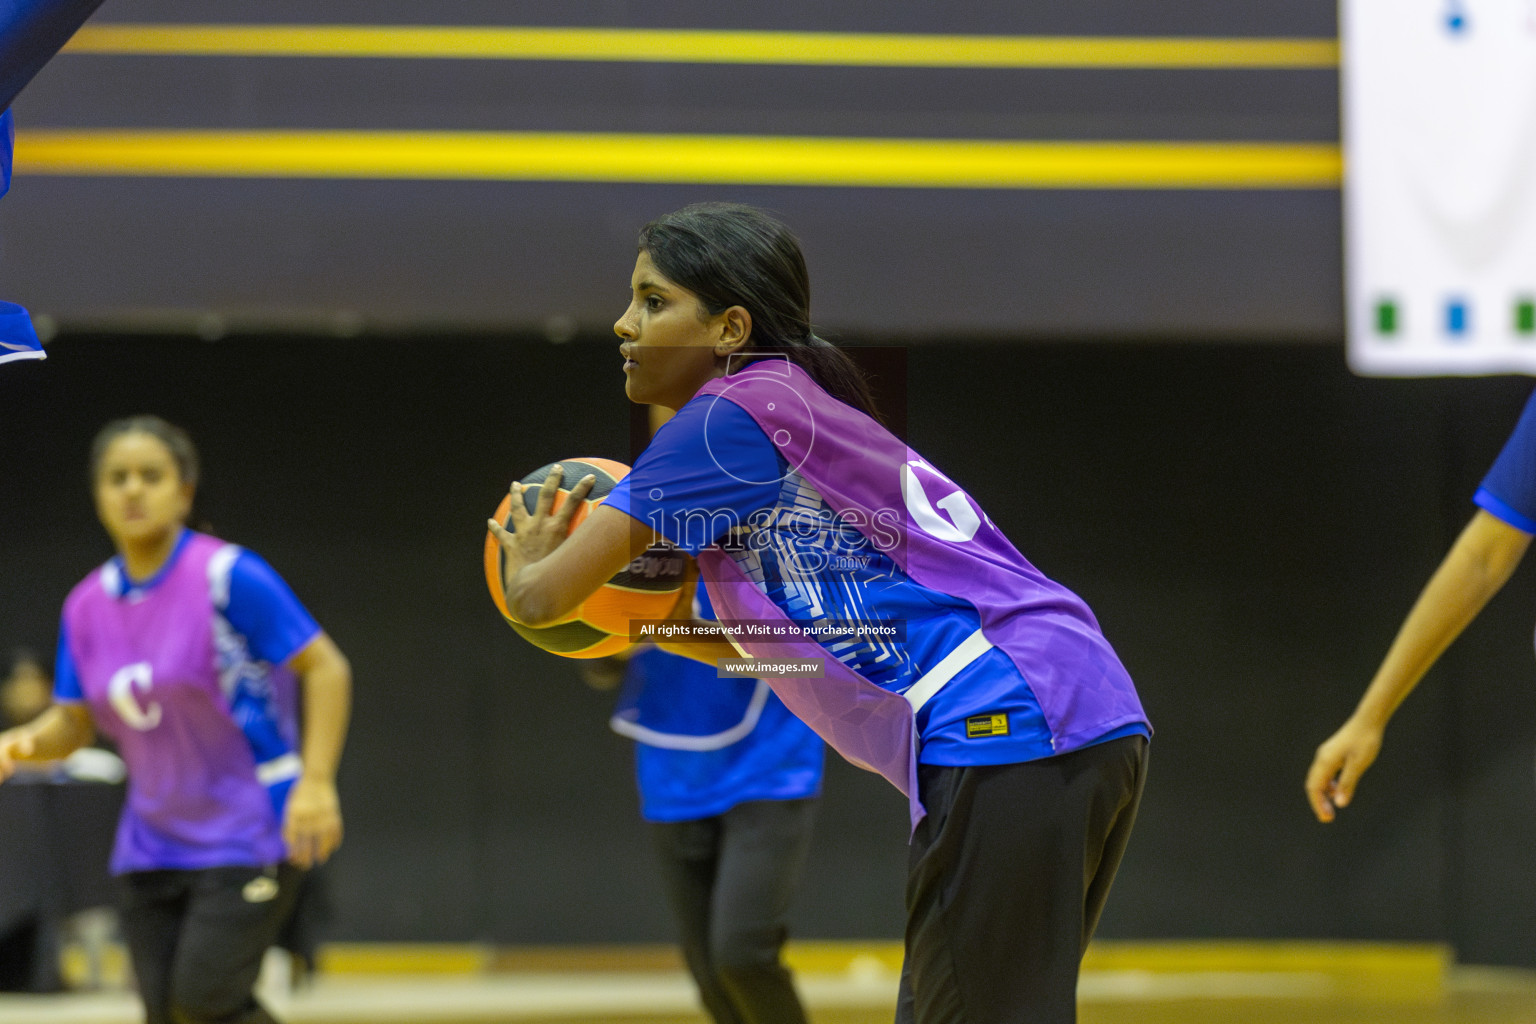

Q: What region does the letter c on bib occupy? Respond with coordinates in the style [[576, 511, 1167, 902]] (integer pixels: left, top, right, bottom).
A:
[[901, 461, 982, 542], [108, 662, 163, 731]]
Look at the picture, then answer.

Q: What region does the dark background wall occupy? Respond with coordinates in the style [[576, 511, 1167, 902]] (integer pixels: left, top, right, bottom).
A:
[[3, 0, 1342, 338], [2, 337, 1533, 966]]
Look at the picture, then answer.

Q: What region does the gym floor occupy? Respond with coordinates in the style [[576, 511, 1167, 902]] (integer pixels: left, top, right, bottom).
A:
[[3, 941, 1535, 1024]]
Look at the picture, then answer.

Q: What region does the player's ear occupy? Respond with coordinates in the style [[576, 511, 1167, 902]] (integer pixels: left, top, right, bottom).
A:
[[715, 306, 752, 355]]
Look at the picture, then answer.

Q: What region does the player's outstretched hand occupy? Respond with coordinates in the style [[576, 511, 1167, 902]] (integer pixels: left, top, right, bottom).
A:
[[284, 775, 343, 869], [0, 727, 36, 783], [486, 465, 598, 589], [1305, 718, 1383, 823]]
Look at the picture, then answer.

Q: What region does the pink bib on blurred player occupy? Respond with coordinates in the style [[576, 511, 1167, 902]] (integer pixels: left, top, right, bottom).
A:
[[62, 531, 291, 873]]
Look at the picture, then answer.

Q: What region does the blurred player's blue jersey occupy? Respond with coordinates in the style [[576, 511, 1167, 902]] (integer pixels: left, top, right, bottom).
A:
[[0, 108, 44, 365], [1, 303, 46, 363], [1476, 388, 1536, 534], [611, 589, 824, 822]]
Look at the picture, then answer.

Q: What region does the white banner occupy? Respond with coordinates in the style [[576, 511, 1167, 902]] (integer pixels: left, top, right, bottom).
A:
[[1343, 0, 1536, 376]]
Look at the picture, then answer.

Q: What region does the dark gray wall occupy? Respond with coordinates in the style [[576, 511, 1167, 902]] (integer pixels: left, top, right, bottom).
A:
[[2, 336, 1533, 966], [2, 0, 1342, 338]]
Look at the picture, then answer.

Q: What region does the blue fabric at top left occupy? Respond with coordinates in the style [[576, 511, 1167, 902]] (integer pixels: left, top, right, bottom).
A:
[[1, 0, 109, 112], [0, 106, 44, 365]]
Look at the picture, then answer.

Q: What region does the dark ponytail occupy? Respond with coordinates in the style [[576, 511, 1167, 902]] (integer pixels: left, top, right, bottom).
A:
[[638, 203, 881, 420]]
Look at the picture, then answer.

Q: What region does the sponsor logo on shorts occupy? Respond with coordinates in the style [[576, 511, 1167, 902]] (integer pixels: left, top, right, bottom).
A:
[[242, 874, 280, 903], [965, 713, 1009, 738]]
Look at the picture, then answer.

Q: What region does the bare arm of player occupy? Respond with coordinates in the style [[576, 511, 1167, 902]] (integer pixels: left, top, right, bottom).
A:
[[283, 632, 351, 869], [1305, 509, 1532, 823], [0, 703, 95, 781], [487, 465, 660, 627]]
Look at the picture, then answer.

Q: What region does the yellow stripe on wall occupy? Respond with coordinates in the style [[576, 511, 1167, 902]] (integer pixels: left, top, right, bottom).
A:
[[61, 25, 1340, 70], [13, 131, 1342, 189]]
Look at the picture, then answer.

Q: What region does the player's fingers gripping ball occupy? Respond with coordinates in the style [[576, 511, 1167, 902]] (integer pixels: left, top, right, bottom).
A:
[[485, 457, 688, 659]]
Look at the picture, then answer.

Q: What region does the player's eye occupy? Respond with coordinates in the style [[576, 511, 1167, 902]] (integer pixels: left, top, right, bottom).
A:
[[646, 295, 663, 310]]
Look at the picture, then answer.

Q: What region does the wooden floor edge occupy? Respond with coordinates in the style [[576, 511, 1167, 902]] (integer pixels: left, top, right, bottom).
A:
[[313, 939, 1454, 978]]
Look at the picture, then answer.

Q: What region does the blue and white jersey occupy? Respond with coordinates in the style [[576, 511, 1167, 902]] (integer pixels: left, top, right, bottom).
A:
[[1476, 388, 1536, 534], [55, 530, 321, 817], [615, 648, 825, 823], [607, 396, 1147, 767], [611, 588, 823, 822]]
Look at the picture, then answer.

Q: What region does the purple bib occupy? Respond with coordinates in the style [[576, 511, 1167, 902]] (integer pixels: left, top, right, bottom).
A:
[[62, 532, 288, 872], [695, 359, 1147, 827]]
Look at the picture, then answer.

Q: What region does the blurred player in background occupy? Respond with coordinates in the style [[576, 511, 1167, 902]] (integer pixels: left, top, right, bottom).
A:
[[0, 416, 352, 1024], [489, 202, 1150, 1024], [583, 579, 824, 1024], [1307, 390, 1536, 820]]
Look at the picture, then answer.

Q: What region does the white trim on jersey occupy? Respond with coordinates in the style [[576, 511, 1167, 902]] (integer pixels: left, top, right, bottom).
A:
[[903, 628, 994, 714], [0, 347, 45, 366], [255, 752, 303, 785], [610, 678, 772, 752], [207, 543, 242, 611], [98, 560, 122, 598]]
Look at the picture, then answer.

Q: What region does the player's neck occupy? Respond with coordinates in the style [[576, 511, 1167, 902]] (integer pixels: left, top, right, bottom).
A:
[[118, 528, 183, 583]]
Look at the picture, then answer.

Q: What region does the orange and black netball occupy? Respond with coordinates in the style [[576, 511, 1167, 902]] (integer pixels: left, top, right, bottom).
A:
[[484, 457, 686, 659]]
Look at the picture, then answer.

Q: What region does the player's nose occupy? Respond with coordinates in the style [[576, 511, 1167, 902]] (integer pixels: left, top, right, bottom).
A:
[[614, 309, 638, 340]]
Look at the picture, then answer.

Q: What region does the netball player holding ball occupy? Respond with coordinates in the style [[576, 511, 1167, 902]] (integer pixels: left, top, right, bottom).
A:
[[0, 417, 351, 1024], [488, 203, 1149, 1024]]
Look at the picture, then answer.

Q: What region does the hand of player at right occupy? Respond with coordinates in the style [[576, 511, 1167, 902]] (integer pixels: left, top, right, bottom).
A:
[[0, 727, 37, 783], [1304, 717, 1384, 824]]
